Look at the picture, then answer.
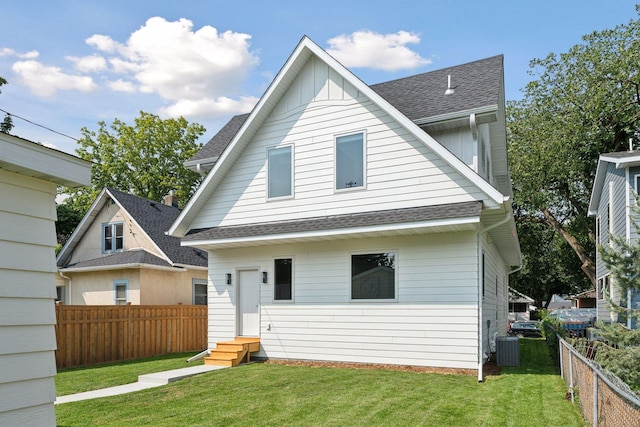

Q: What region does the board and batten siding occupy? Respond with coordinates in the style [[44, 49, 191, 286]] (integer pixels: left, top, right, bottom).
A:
[[206, 232, 481, 370], [0, 170, 59, 426], [189, 56, 485, 230]]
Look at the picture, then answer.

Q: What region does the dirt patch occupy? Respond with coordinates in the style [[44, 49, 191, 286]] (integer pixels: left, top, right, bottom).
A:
[[263, 358, 500, 377]]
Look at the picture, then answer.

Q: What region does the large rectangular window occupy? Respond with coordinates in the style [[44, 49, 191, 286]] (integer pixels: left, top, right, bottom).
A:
[[351, 252, 396, 300], [103, 222, 124, 253], [274, 258, 292, 301], [336, 132, 364, 190], [268, 146, 292, 198]]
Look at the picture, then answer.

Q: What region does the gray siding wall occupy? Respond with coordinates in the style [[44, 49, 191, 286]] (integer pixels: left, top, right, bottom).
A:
[[0, 171, 58, 426]]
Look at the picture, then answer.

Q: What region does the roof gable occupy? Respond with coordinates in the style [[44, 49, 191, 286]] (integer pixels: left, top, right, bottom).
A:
[[57, 188, 207, 268], [589, 150, 640, 215], [170, 36, 507, 237]]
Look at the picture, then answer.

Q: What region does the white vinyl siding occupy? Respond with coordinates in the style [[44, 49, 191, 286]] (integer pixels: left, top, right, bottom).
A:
[[189, 59, 485, 230], [205, 232, 481, 370], [0, 170, 59, 425]]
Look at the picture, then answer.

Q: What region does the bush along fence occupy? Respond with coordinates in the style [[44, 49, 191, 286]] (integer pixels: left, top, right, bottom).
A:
[[55, 304, 207, 369], [558, 337, 640, 426]]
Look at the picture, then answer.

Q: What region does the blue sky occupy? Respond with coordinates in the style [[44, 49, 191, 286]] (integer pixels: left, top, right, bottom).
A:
[[0, 1, 637, 155]]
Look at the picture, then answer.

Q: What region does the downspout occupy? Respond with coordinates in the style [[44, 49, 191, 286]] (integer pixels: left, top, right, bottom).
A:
[[477, 211, 512, 382], [59, 271, 72, 304]]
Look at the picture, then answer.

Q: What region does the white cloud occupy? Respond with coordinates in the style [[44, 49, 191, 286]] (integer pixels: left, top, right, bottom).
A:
[[12, 60, 96, 97], [326, 30, 431, 71], [159, 95, 258, 119], [108, 79, 137, 93], [87, 17, 259, 117], [0, 48, 39, 59], [66, 54, 107, 72]]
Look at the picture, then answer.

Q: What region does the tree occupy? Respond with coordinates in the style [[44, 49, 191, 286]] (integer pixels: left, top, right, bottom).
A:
[[62, 111, 206, 216], [0, 76, 14, 133], [508, 8, 640, 291]]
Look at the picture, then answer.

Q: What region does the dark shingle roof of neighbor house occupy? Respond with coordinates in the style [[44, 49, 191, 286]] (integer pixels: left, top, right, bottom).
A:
[[188, 55, 502, 165], [106, 188, 207, 267], [64, 249, 174, 269], [184, 201, 482, 242]]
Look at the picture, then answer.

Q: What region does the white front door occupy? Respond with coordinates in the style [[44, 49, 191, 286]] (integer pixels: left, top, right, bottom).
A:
[[238, 269, 260, 336]]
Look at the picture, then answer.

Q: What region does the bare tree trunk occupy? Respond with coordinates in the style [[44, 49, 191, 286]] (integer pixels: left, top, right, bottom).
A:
[[541, 207, 596, 286]]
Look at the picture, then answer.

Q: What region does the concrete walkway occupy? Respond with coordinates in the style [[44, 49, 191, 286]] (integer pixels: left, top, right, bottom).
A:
[[55, 364, 227, 404]]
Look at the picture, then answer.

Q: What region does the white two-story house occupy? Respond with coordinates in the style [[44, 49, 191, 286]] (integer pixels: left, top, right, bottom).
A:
[[169, 36, 521, 380]]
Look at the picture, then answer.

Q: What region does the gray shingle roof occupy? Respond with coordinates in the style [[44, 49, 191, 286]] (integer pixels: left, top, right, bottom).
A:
[[64, 249, 174, 269], [188, 55, 503, 164], [106, 188, 207, 267], [184, 201, 482, 242]]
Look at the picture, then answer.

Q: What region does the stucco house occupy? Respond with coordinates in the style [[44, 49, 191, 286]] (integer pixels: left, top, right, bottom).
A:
[[589, 150, 640, 329], [56, 187, 208, 305], [0, 133, 90, 426], [169, 37, 521, 380]]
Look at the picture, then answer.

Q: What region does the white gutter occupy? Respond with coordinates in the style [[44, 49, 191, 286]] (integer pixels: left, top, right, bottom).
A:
[[477, 211, 512, 382]]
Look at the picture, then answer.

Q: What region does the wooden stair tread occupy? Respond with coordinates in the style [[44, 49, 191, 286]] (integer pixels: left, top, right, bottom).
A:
[[204, 337, 260, 367]]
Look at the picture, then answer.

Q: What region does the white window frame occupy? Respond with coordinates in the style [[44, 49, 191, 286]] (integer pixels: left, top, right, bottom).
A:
[[56, 286, 66, 304], [102, 222, 124, 253], [349, 250, 398, 302], [266, 145, 294, 200], [114, 280, 128, 305], [335, 131, 366, 192], [192, 279, 208, 305], [273, 257, 294, 303], [598, 275, 610, 301]]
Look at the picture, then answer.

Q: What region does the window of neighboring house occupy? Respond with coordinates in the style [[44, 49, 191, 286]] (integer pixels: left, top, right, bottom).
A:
[[103, 222, 124, 253], [56, 286, 66, 304], [267, 145, 293, 199], [351, 252, 396, 300], [274, 258, 293, 301], [114, 280, 128, 305], [336, 132, 365, 190], [192, 279, 208, 305], [598, 276, 610, 300], [482, 253, 486, 299]]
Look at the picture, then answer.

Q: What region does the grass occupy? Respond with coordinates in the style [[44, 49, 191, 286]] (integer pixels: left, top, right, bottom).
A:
[[55, 352, 202, 396], [55, 340, 586, 426]]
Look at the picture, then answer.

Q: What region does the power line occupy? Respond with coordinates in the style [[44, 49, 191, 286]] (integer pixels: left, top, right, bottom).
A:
[[0, 107, 79, 142]]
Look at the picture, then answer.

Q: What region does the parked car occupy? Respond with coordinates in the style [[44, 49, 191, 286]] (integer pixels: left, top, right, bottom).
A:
[[508, 321, 542, 337]]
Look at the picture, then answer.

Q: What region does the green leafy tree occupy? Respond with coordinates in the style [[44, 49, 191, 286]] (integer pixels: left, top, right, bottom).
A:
[[508, 8, 640, 290], [0, 76, 14, 133], [62, 111, 206, 216]]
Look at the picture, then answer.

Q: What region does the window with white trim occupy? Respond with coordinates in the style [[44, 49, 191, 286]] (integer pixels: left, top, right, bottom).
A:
[[351, 252, 396, 300], [267, 145, 293, 199], [598, 276, 610, 300], [193, 279, 208, 305], [114, 280, 128, 305], [274, 258, 293, 301], [103, 222, 124, 253], [336, 132, 365, 190]]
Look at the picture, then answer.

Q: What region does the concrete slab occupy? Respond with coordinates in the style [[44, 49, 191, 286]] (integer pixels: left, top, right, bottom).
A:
[[55, 364, 227, 404]]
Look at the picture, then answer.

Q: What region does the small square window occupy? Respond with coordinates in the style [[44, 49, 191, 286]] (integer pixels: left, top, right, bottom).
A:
[[351, 253, 395, 300], [103, 223, 124, 253], [274, 258, 292, 301], [336, 133, 364, 190]]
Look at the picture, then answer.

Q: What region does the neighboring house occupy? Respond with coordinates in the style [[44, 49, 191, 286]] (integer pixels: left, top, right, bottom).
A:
[[169, 37, 521, 380], [0, 133, 90, 426], [508, 287, 535, 321], [569, 289, 597, 309], [56, 187, 208, 305], [589, 150, 640, 329]]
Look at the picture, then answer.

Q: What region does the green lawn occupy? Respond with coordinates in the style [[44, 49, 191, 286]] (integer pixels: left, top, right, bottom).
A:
[[55, 340, 586, 426]]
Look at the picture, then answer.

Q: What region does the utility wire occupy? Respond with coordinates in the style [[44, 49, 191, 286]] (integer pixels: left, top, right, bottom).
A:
[[0, 107, 79, 142]]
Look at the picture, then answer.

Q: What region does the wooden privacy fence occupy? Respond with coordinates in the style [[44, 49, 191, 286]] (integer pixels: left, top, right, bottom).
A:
[[55, 305, 207, 369]]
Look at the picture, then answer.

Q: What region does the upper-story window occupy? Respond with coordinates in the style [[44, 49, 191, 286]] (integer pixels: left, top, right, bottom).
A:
[[267, 145, 293, 199], [335, 132, 365, 190], [103, 222, 123, 253]]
